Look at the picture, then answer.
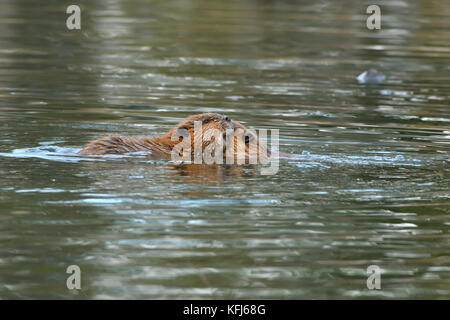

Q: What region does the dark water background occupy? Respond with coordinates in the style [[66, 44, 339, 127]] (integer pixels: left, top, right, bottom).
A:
[[0, 0, 449, 299]]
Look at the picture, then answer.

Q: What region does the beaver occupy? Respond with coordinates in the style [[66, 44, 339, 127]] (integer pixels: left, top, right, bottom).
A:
[[78, 113, 271, 164]]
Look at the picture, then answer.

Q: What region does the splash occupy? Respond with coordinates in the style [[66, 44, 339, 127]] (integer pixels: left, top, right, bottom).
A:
[[0, 146, 152, 163]]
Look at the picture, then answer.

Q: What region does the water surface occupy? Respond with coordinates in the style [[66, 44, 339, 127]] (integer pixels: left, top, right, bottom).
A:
[[0, 0, 449, 299]]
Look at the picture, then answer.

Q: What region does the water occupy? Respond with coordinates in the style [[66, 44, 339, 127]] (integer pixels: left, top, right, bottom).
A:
[[0, 0, 449, 299]]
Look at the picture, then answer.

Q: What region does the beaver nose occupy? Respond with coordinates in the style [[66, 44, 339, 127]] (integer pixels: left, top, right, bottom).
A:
[[225, 116, 231, 122]]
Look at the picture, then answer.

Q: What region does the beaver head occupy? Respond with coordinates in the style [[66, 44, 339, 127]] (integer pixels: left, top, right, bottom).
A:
[[168, 113, 234, 161], [168, 114, 271, 164]]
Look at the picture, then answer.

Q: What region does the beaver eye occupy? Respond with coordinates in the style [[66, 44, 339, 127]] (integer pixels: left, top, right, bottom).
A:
[[203, 119, 210, 124]]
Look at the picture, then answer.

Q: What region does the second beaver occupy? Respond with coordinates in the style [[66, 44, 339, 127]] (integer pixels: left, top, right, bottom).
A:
[[78, 113, 270, 163]]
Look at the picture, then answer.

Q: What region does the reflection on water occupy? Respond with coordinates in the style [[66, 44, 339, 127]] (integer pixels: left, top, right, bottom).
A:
[[0, 0, 449, 299]]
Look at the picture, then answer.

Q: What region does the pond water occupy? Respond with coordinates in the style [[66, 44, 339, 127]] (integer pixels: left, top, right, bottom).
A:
[[0, 0, 449, 299]]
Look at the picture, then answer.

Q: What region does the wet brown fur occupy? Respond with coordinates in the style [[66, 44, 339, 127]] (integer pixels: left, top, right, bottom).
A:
[[78, 113, 270, 159]]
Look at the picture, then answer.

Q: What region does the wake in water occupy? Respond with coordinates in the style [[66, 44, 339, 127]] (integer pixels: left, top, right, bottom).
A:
[[0, 146, 153, 163], [288, 150, 423, 169], [0, 145, 426, 168]]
